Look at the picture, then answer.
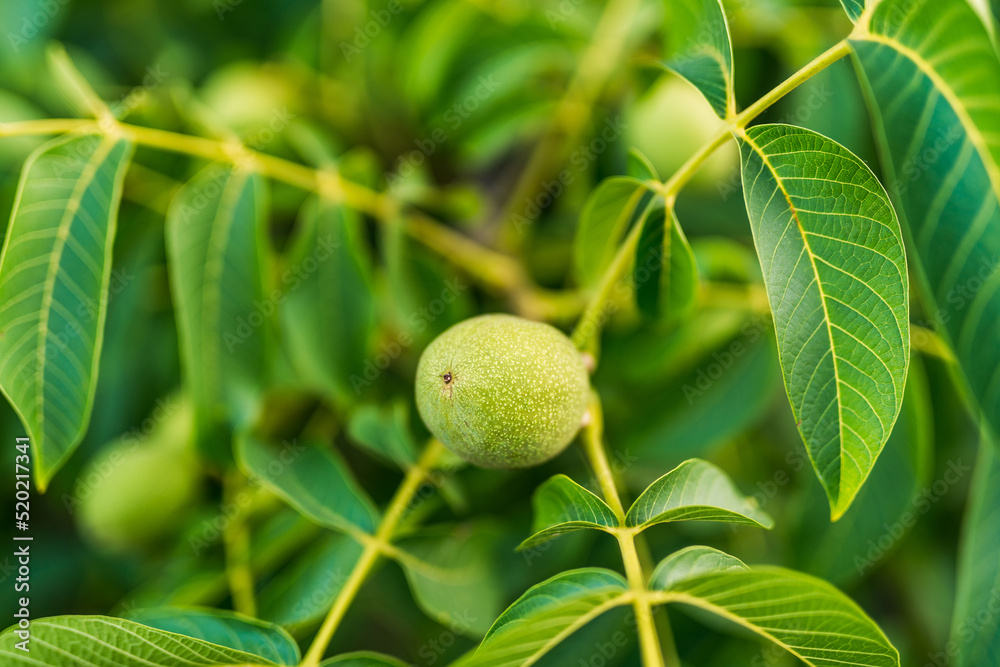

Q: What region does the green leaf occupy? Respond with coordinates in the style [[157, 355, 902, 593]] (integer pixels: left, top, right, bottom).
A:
[[166, 163, 269, 454], [653, 567, 900, 666], [573, 176, 654, 287], [518, 474, 618, 550], [950, 434, 1000, 665], [626, 148, 659, 181], [0, 615, 276, 665], [838, 0, 865, 22], [633, 204, 699, 322], [661, 0, 735, 118], [258, 532, 364, 628], [648, 546, 748, 590], [394, 525, 503, 636], [796, 354, 934, 585], [0, 132, 132, 490], [235, 434, 379, 534], [737, 123, 910, 520], [625, 459, 774, 530], [123, 607, 300, 665], [851, 0, 1000, 441], [320, 653, 410, 667], [346, 400, 418, 468], [462, 569, 629, 667], [281, 196, 374, 405]]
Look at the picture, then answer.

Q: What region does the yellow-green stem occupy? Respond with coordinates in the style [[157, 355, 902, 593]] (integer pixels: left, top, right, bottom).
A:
[[497, 0, 642, 247], [581, 397, 673, 667], [299, 439, 445, 667], [223, 472, 257, 617], [571, 39, 852, 352], [0, 118, 530, 299]]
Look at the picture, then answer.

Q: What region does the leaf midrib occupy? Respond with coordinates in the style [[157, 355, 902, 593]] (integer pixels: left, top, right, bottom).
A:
[[34, 135, 117, 472], [741, 131, 846, 512], [852, 32, 1000, 201]]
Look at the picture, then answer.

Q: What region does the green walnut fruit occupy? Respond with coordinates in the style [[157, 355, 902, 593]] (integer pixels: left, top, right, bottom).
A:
[[415, 314, 590, 468]]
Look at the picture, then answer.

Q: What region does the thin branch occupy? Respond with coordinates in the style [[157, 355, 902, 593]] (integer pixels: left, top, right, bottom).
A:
[[299, 439, 446, 667]]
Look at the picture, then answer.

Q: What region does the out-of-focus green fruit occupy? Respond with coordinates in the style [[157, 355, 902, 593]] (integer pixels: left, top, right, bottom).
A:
[[415, 314, 589, 468], [75, 398, 201, 553], [626, 77, 738, 188]]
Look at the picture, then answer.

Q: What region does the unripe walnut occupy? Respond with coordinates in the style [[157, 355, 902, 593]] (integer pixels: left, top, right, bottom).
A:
[[415, 314, 590, 468]]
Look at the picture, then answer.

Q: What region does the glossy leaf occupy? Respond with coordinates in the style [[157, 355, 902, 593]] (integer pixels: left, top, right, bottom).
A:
[[648, 546, 748, 590], [950, 435, 1000, 665], [282, 196, 374, 405], [851, 0, 1000, 440], [653, 567, 900, 666], [633, 204, 699, 322], [0, 615, 276, 665], [519, 474, 618, 550], [320, 653, 410, 667], [661, 0, 735, 118], [346, 400, 418, 468], [0, 132, 132, 490], [258, 532, 364, 628], [395, 525, 503, 636], [166, 163, 269, 453], [461, 569, 629, 667], [236, 434, 379, 534], [737, 123, 910, 519], [838, 0, 865, 22], [124, 607, 299, 665], [625, 459, 774, 529], [573, 176, 654, 287]]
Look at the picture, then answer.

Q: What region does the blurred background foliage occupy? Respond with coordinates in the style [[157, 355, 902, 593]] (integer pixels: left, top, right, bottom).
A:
[[0, 0, 985, 664]]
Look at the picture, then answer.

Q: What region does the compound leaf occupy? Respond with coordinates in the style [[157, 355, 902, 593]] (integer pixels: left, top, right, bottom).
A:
[[950, 435, 1000, 665], [661, 0, 735, 118], [574, 176, 654, 287], [0, 132, 132, 490], [519, 474, 618, 550], [236, 434, 379, 535], [838, 0, 866, 22], [648, 546, 749, 590], [166, 163, 269, 456], [282, 196, 375, 406], [851, 0, 1000, 441], [460, 569, 629, 667], [653, 567, 900, 666], [123, 607, 300, 665], [0, 615, 276, 666], [394, 525, 503, 636], [737, 123, 909, 520], [625, 459, 774, 530], [633, 204, 699, 322], [320, 653, 410, 667]]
